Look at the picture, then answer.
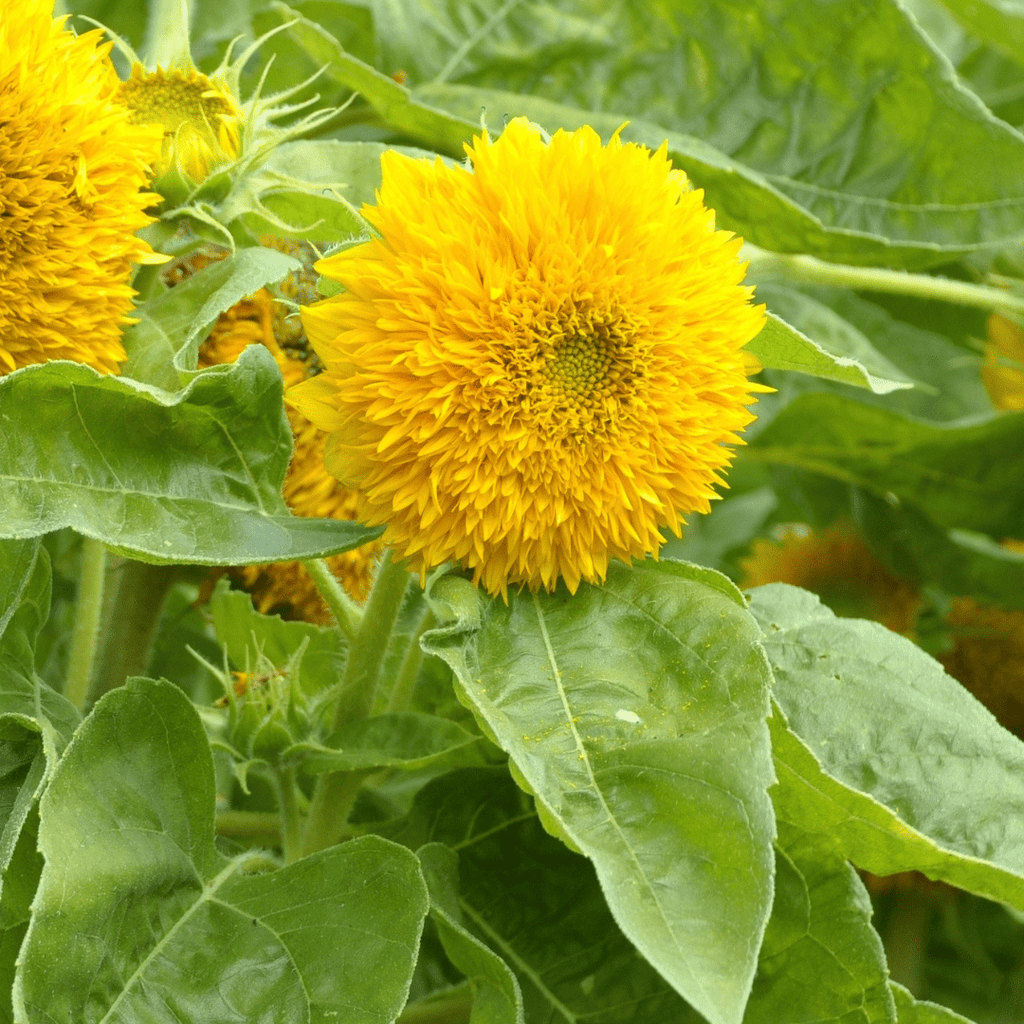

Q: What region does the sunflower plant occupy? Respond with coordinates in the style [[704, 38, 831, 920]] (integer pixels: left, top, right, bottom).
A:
[[4, 0, 1024, 1022]]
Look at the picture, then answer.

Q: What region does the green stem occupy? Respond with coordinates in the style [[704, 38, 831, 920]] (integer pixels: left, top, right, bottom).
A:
[[275, 766, 303, 863], [883, 887, 932, 995], [301, 550, 411, 855], [64, 537, 107, 713], [382, 609, 436, 714], [300, 770, 369, 855], [216, 810, 282, 842], [92, 560, 177, 701], [744, 243, 1024, 316], [300, 558, 362, 642], [397, 988, 474, 1024], [330, 549, 410, 728]]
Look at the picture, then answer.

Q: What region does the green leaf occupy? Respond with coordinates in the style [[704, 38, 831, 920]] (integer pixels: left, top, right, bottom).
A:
[[290, 712, 481, 773], [225, 139, 442, 245], [936, 0, 1024, 67], [750, 583, 1024, 910], [275, 2, 480, 156], [121, 246, 302, 390], [747, 823, 894, 1024], [891, 982, 977, 1024], [423, 563, 776, 1024], [416, 843, 525, 1024], [0, 354, 382, 565], [382, 768, 706, 1024], [751, 286, 914, 394], [406, 0, 1024, 265], [853, 488, 1024, 611], [745, 393, 1024, 537], [210, 579, 346, 695], [15, 677, 429, 1024]]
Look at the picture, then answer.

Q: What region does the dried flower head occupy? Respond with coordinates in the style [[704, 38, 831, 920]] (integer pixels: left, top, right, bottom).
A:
[[290, 118, 768, 597], [0, 0, 164, 375], [740, 521, 921, 637]]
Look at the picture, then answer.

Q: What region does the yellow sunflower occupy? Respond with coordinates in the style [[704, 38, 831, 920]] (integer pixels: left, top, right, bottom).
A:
[[196, 244, 382, 622], [0, 0, 164, 375], [289, 118, 767, 597], [739, 521, 921, 637], [118, 63, 241, 183], [982, 313, 1024, 411]]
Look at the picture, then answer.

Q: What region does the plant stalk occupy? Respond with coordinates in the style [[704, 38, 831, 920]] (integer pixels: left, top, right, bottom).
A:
[[216, 810, 282, 842], [301, 550, 411, 855], [382, 609, 436, 714], [397, 988, 474, 1024], [300, 558, 362, 641], [92, 560, 178, 701], [64, 537, 108, 713], [276, 766, 303, 864], [743, 243, 1024, 316]]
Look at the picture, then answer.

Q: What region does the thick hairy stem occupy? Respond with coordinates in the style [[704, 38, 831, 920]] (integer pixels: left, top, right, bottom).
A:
[[744, 243, 1024, 316], [92, 560, 177, 701], [64, 537, 107, 713], [301, 550, 411, 855], [301, 558, 362, 641]]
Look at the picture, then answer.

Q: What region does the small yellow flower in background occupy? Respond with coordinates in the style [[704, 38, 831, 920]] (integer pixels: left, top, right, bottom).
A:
[[982, 313, 1024, 411], [290, 118, 768, 597], [118, 64, 241, 182], [193, 242, 382, 622], [739, 521, 921, 637], [0, 0, 164, 376]]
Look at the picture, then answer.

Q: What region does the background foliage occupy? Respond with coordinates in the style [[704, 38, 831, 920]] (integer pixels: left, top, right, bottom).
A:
[[3, 0, 1024, 1020]]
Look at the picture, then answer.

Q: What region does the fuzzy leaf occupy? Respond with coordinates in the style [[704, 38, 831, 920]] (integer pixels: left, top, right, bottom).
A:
[[746, 393, 1024, 538], [751, 288, 914, 394], [382, 768, 707, 1024], [15, 678, 429, 1024], [404, 0, 1024, 265], [746, 822, 895, 1024], [423, 562, 776, 1024], [0, 354, 382, 565], [750, 584, 1024, 911], [122, 246, 302, 390], [289, 712, 481, 773]]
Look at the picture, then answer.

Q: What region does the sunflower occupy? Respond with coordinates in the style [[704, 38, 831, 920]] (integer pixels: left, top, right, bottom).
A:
[[196, 243, 381, 622], [739, 521, 921, 637], [118, 64, 241, 183], [982, 313, 1024, 411], [289, 118, 767, 597], [0, 0, 164, 375]]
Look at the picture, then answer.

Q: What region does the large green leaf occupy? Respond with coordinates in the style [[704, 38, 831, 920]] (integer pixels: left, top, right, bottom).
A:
[[746, 821, 895, 1024], [15, 677, 429, 1024], [936, 0, 1024, 67], [289, 712, 481, 773], [416, 843, 526, 1024], [890, 982, 976, 1024], [121, 246, 302, 390], [0, 354, 381, 565], [382, 767, 706, 1024], [423, 562, 776, 1024], [394, 0, 1024, 264], [852, 488, 1024, 611], [745, 392, 1024, 537], [750, 583, 1024, 910]]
